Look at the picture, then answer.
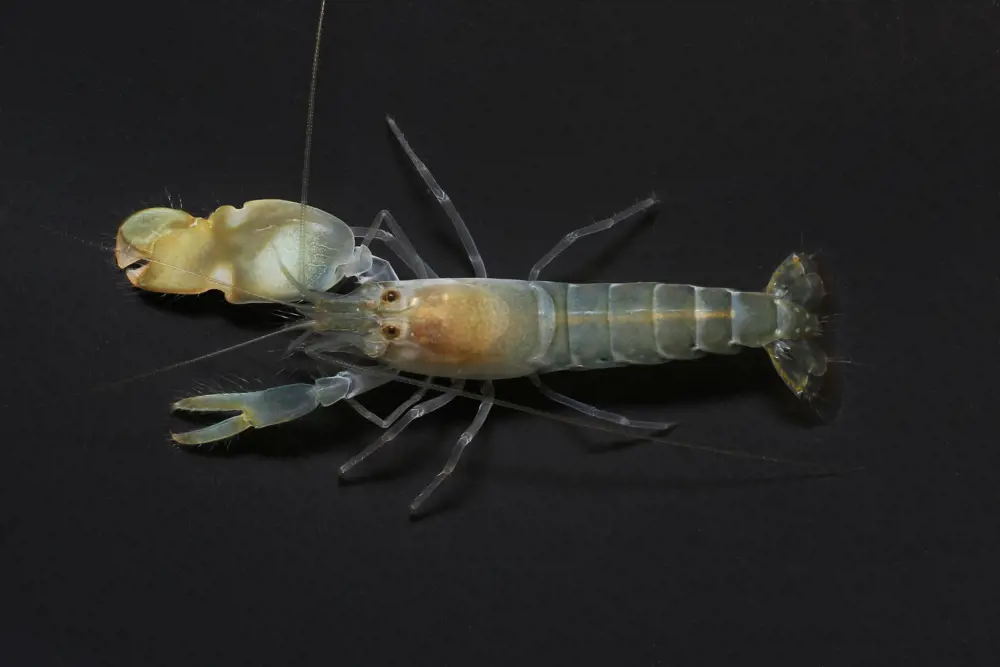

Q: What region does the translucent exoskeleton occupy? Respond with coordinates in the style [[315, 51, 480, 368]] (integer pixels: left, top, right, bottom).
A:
[[112, 0, 835, 516]]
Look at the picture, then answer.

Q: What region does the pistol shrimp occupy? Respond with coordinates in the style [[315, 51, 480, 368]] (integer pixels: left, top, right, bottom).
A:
[[111, 1, 834, 515]]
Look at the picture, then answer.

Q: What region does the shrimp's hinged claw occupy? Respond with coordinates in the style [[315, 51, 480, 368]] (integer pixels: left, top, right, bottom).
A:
[[115, 207, 204, 290], [116, 199, 358, 304], [171, 375, 354, 446]]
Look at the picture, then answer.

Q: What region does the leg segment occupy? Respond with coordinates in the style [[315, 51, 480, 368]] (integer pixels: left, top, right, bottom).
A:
[[410, 381, 494, 515], [338, 379, 465, 477], [528, 375, 675, 432], [386, 116, 487, 277], [171, 370, 390, 445], [351, 208, 437, 279], [346, 383, 430, 428], [529, 195, 659, 280]]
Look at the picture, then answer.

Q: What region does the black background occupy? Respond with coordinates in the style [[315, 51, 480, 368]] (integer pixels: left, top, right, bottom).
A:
[[2, 1, 999, 664]]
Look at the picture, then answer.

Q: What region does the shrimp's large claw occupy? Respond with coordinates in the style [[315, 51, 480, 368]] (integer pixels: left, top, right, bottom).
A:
[[115, 199, 358, 304], [115, 207, 212, 295]]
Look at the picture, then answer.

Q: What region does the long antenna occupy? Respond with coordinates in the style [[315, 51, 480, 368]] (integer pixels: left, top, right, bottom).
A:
[[88, 325, 309, 395], [299, 0, 328, 286]]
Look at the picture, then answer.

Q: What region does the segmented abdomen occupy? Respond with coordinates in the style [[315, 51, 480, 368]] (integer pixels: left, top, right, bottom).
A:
[[534, 282, 781, 372]]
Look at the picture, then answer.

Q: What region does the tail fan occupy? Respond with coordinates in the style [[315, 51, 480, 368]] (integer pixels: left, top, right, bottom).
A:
[[764, 252, 831, 403]]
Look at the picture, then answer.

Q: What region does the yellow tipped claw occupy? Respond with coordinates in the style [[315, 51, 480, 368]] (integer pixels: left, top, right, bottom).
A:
[[115, 199, 357, 304], [170, 384, 325, 445]]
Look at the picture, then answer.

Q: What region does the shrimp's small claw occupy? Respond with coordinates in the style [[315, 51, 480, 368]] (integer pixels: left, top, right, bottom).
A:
[[170, 384, 324, 446], [169, 375, 358, 446]]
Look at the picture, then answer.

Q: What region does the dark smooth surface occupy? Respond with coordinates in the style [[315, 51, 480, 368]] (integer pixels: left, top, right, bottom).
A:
[[2, 2, 998, 664]]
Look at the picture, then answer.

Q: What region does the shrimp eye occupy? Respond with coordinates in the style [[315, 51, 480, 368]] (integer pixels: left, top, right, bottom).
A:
[[381, 323, 401, 340], [382, 289, 400, 304]]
